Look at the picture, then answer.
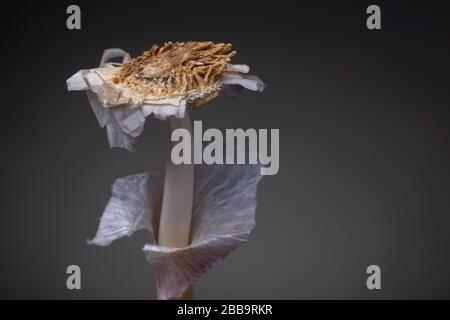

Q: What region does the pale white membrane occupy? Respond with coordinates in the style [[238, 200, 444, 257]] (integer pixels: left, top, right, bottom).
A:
[[66, 48, 266, 152], [88, 163, 263, 300]]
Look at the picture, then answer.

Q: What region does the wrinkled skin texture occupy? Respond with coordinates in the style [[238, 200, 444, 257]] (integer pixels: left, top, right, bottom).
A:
[[89, 163, 263, 299]]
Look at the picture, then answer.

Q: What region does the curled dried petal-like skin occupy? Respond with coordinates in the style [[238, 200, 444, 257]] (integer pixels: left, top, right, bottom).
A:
[[88, 163, 263, 299]]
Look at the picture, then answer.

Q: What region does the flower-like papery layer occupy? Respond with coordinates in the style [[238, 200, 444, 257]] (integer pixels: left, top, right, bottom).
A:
[[66, 47, 265, 152], [88, 163, 263, 299]]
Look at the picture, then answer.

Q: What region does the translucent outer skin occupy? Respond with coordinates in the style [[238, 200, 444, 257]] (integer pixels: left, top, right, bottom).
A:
[[88, 163, 263, 299]]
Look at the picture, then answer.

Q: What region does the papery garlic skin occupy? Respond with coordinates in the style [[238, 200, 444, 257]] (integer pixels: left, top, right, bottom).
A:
[[88, 163, 262, 300]]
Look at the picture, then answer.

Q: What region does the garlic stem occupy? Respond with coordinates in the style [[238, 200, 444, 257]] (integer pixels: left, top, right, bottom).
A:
[[157, 111, 194, 299]]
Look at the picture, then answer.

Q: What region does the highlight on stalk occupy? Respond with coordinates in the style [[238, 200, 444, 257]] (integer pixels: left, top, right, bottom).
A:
[[66, 41, 266, 300]]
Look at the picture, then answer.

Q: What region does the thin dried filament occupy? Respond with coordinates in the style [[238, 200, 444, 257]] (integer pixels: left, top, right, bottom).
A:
[[113, 42, 236, 101]]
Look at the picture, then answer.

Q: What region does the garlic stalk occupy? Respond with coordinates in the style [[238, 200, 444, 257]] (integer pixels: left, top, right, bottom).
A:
[[66, 43, 266, 300], [157, 112, 194, 299]]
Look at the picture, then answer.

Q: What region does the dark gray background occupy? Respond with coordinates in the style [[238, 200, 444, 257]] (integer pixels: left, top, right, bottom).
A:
[[1, 0, 450, 299]]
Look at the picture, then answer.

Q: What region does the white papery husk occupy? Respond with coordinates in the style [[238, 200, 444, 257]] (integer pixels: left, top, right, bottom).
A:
[[66, 48, 266, 152], [88, 163, 263, 299]]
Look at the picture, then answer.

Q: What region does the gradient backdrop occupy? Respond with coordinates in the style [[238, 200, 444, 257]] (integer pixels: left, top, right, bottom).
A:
[[1, 0, 450, 299]]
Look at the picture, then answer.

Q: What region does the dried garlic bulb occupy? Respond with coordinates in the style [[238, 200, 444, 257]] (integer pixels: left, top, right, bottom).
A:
[[67, 43, 265, 151]]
